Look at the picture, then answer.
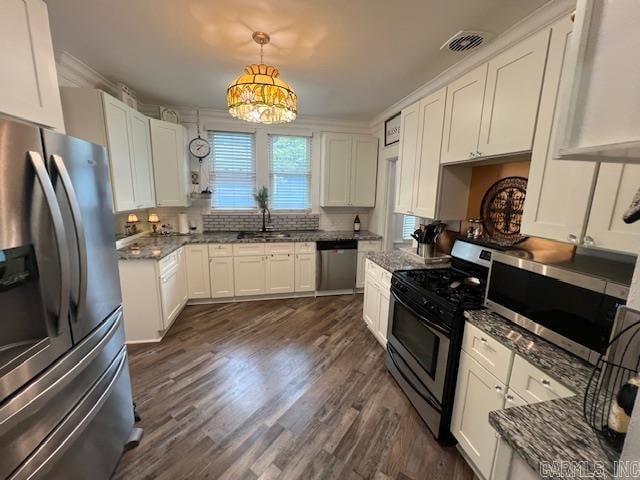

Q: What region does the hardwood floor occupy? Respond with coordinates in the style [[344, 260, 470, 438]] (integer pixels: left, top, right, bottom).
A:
[[113, 294, 473, 480]]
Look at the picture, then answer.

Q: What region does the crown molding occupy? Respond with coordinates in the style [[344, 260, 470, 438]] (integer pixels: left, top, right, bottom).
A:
[[368, 0, 575, 128], [55, 50, 119, 95]]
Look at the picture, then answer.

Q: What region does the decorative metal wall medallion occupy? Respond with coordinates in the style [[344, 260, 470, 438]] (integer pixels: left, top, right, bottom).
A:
[[480, 176, 528, 245]]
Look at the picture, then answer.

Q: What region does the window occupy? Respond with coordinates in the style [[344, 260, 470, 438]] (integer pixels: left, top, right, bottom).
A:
[[402, 215, 417, 240], [269, 135, 311, 211], [209, 131, 256, 210]]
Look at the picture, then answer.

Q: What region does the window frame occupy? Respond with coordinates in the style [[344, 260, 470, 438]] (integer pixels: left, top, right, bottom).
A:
[[208, 130, 257, 212], [268, 134, 312, 212]]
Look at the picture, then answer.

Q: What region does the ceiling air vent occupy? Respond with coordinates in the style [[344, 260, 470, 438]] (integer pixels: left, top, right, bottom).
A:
[[440, 31, 490, 53]]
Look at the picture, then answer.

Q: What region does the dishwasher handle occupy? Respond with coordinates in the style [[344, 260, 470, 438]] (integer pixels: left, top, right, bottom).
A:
[[315, 240, 357, 250]]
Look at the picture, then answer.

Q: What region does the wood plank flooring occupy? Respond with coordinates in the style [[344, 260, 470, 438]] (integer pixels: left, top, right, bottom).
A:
[[113, 294, 473, 480]]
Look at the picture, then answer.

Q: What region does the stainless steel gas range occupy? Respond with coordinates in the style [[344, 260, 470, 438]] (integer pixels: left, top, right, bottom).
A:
[[385, 240, 496, 442]]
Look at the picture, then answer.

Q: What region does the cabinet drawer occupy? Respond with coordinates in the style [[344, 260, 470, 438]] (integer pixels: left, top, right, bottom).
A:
[[233, 243, 266, 257], [462, 322, 514, 384], [265, 243, 294, 255], [380, 269, 392, 289], [509, 355, 574, 404], [358, 240, 382, 252], [295, 242, 316, 254], [158, 251, 178, 275], [208, 244, 233, 257], [365, 258, 382, 282]]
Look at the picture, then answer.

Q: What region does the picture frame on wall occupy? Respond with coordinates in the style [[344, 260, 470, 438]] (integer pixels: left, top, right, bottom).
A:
[[384, 112, 401, 146]]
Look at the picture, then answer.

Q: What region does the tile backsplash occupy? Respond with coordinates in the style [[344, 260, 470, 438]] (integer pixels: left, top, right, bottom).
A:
[[203, 213, 320, 231]]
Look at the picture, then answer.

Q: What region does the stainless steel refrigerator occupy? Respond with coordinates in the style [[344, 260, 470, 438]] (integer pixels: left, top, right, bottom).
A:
[[0, 117, 139, 479]]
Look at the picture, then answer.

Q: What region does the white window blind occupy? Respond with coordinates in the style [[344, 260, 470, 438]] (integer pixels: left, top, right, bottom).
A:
[[402, 215, 417, 240], [209, 131, 256, 210], [269, 135, 311, 211]]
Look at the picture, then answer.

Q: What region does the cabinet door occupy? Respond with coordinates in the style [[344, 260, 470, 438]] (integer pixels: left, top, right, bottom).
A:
[[0, 0, 64, 130], [295, 253, 316, 292], [102, 94, 136, 212], [177, 247, 188, 306], [266, 254, 295, 294], [586, 163, 640, 254], [128, 110, 155, 208], [395, 101, 420, 214], [349, 135, 378, 207], [413, 88, 447, 218], [363, 277, 380, 331], [521, 18, 598, 244], [451, 351, 505, 479], [377, 287, 390, 346], [150, 119, 189, 207], [233, 256, 266, 296], [210, 256, 235, 298], [160, 266, 181, 330], [355, 252, 367, 289], [441, 64, 488, 164], [185, 245, 211, 299], [478, 29, 550, 156], [321, 133, 352, 206]]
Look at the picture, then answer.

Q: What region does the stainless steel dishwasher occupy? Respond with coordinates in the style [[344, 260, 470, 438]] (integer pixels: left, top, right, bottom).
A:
[[316, 240, 358, 291]]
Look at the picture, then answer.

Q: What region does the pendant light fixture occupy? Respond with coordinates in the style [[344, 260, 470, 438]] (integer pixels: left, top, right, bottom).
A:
[[227, 32, 297, 124]]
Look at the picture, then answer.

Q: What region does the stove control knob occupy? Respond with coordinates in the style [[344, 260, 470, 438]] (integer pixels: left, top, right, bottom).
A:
[[421, 298, 429, 306]]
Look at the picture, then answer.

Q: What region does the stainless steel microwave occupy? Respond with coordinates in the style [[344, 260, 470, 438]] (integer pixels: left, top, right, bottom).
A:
[[485, 253, 628, 363]]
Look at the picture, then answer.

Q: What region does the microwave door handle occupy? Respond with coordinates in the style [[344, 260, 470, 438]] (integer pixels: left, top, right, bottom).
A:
[[29, 151, 70, 335], [391, 291, 450, 336], [50, 154, 87, 320]]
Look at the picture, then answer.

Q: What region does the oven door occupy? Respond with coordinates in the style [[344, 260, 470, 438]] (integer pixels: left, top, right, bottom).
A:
[[387, 289, 450, 403]]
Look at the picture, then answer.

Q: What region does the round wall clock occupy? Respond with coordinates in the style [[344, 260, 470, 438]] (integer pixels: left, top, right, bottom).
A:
[[480, 176, 528, 245], [189, 137, 210, 159]]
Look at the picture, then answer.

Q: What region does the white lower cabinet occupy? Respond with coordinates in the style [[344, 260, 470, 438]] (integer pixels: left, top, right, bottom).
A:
[[452, 351, 506, 479], [295, 254, 316, 292], [452, 322, 575, 480], [185, 245, 211, 299], [158, 249, 187, 331], [234, 256, 267, 296], [356, 241, 382, 289], [209, 256, 235, 298], [362, 258, 391, 348], [267, 254, 295, 294]]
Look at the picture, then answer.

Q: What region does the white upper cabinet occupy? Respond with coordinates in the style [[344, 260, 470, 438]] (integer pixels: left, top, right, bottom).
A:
[[395, 88, 470, 220], [128, 109, 156, 209], [554, 0, 640, 163], [61, 88, 157, 212], [395, 101, 420, 214], [442, 30, 548, 164], [102, 94, 136, 212], [0, 0, 64, 131], [350, 135, 379, 207], [478, 28, 550, 156], [522, 17, 598, 245], [321, 133, 378, 207], [149, 119, 190, 207], [441, 65, 488, 164], [586, 163, 640, 254]]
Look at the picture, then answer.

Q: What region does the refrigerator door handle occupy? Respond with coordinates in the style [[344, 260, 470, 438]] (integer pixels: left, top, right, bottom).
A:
[[29, 151, 70, 335], [50, 154, 88, 320]]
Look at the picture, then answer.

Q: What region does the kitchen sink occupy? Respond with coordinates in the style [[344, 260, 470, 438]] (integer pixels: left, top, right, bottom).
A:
[[236, 231, 291, 239]]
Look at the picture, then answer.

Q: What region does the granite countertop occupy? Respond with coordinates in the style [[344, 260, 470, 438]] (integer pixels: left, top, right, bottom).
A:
[[118, 230, 382, 260], [366, 250, 450, 273], [464, 310, 616, 479]]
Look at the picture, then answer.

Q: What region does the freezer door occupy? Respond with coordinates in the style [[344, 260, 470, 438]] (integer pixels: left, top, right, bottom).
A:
[[0, 118, 73, 402], [43, 130, 122, 343]]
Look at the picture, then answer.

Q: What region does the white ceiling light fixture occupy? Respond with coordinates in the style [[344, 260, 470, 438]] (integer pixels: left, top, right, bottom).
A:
[[227, 31, 298, 124]]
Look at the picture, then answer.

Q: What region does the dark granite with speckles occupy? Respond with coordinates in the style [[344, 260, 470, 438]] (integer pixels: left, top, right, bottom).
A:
[[366, 250, 450, 272], [464, 309, 616, 479], [118, 231, 382, 260]]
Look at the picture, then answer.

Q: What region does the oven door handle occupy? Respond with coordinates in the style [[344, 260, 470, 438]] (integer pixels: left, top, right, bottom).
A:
[[391, 290, 451, 336], [387, 346, 441, 412]]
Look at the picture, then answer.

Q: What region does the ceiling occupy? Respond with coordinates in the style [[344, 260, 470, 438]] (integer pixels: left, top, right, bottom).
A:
[[46, 0, 550, 121]]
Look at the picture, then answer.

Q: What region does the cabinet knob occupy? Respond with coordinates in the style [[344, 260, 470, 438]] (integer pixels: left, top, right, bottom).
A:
[[495, 385, 503, 394], [541, 378, 551, 387], [469, 152, 476, 158], [505, 394, 514, 402], [583, 235, 595, 246], [480, 337, 488, 343], [567, 233, 577, 244], [476, 151, 482, 157]]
